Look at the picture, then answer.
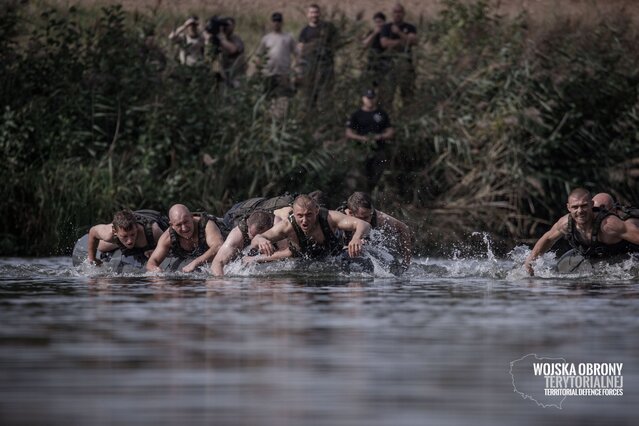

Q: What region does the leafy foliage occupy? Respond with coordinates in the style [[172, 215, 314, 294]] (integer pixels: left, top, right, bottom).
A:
[[1, 1, 639, 255]]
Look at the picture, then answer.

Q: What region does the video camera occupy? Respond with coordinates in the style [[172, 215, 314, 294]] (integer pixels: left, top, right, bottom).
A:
[[205, 15, 229, 37]]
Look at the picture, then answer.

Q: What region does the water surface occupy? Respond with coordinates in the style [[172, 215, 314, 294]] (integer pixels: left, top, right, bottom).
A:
[[0, 254, 637, 425]]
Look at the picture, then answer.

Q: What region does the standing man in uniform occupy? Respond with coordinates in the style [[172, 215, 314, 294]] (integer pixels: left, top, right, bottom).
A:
[[345, 89, 395, 191], [379, 3, 418, 107], [297, 4, 338, 110]]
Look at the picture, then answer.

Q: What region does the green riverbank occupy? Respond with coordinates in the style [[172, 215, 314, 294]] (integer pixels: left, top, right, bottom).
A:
[[2, 0, 639, 256]]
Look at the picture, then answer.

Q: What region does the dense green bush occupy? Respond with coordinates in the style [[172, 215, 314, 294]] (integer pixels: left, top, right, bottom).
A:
[[1, 1, 639, 255]]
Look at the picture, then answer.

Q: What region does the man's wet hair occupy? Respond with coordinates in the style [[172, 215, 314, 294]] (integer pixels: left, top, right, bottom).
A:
[[113, 210, 137, 231], [294, 194, 318, 209], [347, 192, 373, 211], [309, 3, 321, 11], [568, 187, 591, 201], [246, 210, 273, 233]]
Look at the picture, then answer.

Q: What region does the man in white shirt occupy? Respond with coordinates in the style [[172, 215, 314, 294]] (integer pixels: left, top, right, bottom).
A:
[[256, 12, 298, 117], [168, 16, 205, 66]]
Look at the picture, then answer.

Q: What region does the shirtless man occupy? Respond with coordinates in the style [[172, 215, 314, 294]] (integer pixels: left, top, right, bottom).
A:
[[147, 204, 227, 273], [343, 191, 412, 272], [87, 209, 167, 266], [251, 194, 370, 259], [593, 192, 639, 226], [524, 188, 639, 275], [212, 210, 290, 276]]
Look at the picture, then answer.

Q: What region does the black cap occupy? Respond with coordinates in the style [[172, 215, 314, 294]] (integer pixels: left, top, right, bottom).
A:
[[363, 88, 377, 99], [271, 12, 283, 22]]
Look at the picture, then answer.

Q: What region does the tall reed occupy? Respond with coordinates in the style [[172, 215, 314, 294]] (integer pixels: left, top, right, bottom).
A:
[[1, 1, 639, 255]]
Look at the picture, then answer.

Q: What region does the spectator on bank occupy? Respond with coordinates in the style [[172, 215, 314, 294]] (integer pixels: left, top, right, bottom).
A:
[[361, 12, 388, 89], [256, 12, 298, 118], [205, 17, 247, 87], [297, 4, 338, 110], [168, 16, 205, 66], [379, 3, 417, 107], [345, 89, 395, 190]]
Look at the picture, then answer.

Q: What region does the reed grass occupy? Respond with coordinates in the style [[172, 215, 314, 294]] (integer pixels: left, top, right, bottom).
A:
[[2, 0, 639, 255]]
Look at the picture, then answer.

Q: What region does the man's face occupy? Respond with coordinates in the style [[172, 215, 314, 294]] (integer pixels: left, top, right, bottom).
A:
[[293, 204, 318, 233], [567, 194, 594, 226], [362, 95, 376, 109], [307, 7, 320, 25], [374, 17, 385, 30], [171, 214, 194, 238], [248, 224, 265, 240], [115, 226, 138, 249], [272, 20, 283, 32], [392, 7, 405, 23], [224, 20, 235, 35], [186, 22, 198, 37], [349, 207, 374, 224]]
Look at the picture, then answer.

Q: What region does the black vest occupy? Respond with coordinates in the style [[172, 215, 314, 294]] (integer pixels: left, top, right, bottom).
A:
[[223, 194, 294, 230], [565, 210, 628, 258], [168, 213, 228, 258], [115, 210, 168, 256], [615, 204, 639, 221], [288, 208, 344, 259]]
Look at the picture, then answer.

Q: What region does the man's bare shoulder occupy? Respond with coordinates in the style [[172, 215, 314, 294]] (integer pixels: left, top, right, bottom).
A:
[[223, 227, 244, 248], [552, 214, 571, 234], [377, 210, 408, 231], [600, 214, 626, 234], [156, 229, 172, 245]]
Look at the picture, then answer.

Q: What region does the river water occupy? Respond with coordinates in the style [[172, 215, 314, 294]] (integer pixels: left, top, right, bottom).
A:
[[0, 248, 638, 425]]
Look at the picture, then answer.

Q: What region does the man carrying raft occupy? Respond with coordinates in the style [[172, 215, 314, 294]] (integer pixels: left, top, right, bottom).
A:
[[76, 191, 412, 275], [525, 188, 639, 275]]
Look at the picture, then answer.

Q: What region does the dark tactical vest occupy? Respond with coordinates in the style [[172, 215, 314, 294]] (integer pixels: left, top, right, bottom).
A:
[[237, 213, 276, 248], [288, 208, 344, 259], [615, 204, 639, 221], [169, 213, 229, 258], [223, 194, 295, 230], [115, 210, 169, 256], [565, 210, 629, 258]]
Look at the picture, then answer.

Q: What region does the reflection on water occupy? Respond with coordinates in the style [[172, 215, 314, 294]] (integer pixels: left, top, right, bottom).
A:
[[0, 256, 638, 425]]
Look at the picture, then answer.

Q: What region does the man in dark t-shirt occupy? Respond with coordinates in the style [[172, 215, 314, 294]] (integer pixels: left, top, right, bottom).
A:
[[297, 4, 338, 110], [379, 3, 417, 107], [345, 89, 395, 190], [361, 12, 390, 89]]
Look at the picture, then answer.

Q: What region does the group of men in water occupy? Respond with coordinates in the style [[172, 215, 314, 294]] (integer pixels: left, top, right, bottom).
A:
[[86, 192, 413, 276], [87, 186, 639, 276]]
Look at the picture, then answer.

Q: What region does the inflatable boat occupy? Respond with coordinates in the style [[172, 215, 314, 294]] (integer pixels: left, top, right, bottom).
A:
[[555, 249, 638, 274], [72, 234, 199, 273]]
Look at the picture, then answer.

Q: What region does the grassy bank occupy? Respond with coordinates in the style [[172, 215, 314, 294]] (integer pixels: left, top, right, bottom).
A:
[[2, 0, 639, 256]]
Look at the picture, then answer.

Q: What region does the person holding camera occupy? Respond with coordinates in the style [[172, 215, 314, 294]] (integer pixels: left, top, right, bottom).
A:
[[205, 16, 247, 88], [168, 16, 205, 66]]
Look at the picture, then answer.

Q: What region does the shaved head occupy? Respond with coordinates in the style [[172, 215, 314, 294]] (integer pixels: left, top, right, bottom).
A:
[[168, 204, 191, 222], [592, 193, 614, 211]]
